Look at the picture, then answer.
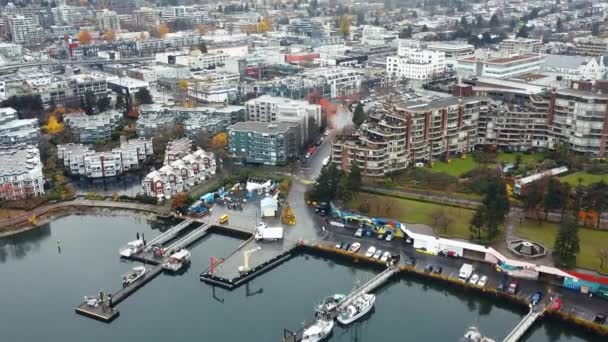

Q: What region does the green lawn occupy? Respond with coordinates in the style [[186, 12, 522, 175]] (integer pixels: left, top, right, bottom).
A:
[[516, 220, 608, 274], [561, 171, 608, 187], [496, 152, 544, 166], [347, 192, 475, 239], [429, 157, 478, 177]]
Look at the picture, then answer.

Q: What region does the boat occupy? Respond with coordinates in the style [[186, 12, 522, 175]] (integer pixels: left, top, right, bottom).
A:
[[316, 293, 345, 313], [119, 239, 145, 258], [336, 293, 375, 325], [121, 266, 147, 287], [162, 249, 191, 272], [301, 318, 334, 342], [463, 326, 496, 342]]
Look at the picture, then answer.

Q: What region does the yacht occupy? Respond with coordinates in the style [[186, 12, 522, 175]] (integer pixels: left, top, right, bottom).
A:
[[162, 249, 191, 272], [121, 266, 147, 287], [336, 293, 376, 325], [119, 239, 145, 258], [301, 318, 334, 342], [316, 293, 345, 313]]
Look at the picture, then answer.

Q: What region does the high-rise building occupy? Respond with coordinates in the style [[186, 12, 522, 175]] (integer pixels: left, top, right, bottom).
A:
[[8, 15, 44, 45], [96, 9, 121, 31]]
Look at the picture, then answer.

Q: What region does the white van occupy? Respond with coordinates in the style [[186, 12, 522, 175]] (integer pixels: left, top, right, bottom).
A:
[[459, 263, 473, 281]]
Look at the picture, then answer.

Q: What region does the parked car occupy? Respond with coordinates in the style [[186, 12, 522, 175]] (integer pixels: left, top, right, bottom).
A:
[[365, 246, 376, 257], [531, 292, 543, 306], [477, 275, 488, 287], [433, 266, 443, 275], [405, 257, 417, 266], [377, 233, 384, 240], [380, 251, 391, 262], [594, 313, 606, 324], [497, 276, 509, 291], [354, 228, 363, 238], [348, 242, 361, 253], [507, 281, 519, 295], [469, 274, 480, 285], [373, 249, 383, 259], [335, 242, 343, 249], [385, 233, 394, 241], [342, 242, 351, 251], [424, 264, 434, 272]]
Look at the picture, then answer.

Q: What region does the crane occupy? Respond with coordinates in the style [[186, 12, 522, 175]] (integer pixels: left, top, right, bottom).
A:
[[239, 246, 262, 273]]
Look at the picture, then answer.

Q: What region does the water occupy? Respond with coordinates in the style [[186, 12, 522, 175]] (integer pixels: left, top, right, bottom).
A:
[[0, 214, 602, 342]]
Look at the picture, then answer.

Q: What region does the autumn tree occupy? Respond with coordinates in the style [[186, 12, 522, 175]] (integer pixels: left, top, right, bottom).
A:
[[42, 115, 65, 135], [210, 132, 228, 150], [178, 79, 189, 105], [158, 23, 170, 38], [104, 30, 116, 42], [78, 30, 92, 44], [171, 193, 190, 212], [339, 15, 351, 37], [197, 24, 208, 35]]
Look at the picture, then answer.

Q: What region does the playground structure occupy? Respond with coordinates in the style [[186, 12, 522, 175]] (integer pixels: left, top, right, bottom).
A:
[[329, 202, 404, 238]]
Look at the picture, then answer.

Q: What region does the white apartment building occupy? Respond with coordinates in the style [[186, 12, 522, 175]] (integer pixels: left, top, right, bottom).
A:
[[64, 110, 122, 144], [499, 38, 542, 55], [156, 50, 229, 69], [96, 9, 121, 31], [426, 42, 475, 60], [0, 107, 39, 147], [302, 67, 363, 99], [457, 54, 544, 79], [9, 15, 44, 45], [0, 145, 45, 200], [387, 47, 446, 80], [132, 7, 160, 28], [361, 25, 399, 46], [574, 37, 608, 56]]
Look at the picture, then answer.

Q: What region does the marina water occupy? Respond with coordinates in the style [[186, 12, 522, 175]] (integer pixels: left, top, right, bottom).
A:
[[0, 214, 603, 341]]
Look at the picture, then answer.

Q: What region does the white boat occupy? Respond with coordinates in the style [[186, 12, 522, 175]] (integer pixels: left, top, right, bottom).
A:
[[162, 249, 191, 272], [463, 326, 496, 342], [119, 239, 144, 258], [122, 266, 147, 287], [301, 318, 334, 342], [336, 293, 376, 325], [316, 293, 345, 313]]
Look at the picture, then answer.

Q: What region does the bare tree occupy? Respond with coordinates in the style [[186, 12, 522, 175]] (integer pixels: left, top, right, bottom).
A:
[[599, 249, 608, 269]]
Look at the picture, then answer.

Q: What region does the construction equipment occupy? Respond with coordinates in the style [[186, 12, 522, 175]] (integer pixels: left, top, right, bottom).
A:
[[239, 246, 262, 273], [281, 204, 296, 225]]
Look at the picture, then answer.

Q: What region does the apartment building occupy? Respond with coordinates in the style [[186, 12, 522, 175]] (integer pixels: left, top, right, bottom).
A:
[[227, 122, 301, 166], [387, 47, 446, 80], [331, 97, 486, 177], [64, 110, 122, 144], [68, 74, 107, 97], [0, 145, 45, 200], [426, 42, 475, 60], [302, 67, 363, 99], [360, 25, 399, 46], [57, 138, 153, 179], [574, 37, 608, 56], [142, 144, 216, 199], [0, 107, 40, 147], [456, 54, 544, 79], [8, 15, 44, 45], [96, 9, 121, 31], [499, 38, 542, 55], [132, 7, 160, 28]]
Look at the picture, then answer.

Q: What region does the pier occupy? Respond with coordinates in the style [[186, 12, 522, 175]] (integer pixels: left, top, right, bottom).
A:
[[502, 307, 545, 342], [144, 219, 194, 248]]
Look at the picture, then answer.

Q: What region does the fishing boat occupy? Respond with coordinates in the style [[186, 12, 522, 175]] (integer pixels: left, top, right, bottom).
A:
[[162, 249, 191, 272], [119, 239, 144, 258], [301, 318, 334, 342], [336, 293, 376, 325], [463, 326, 496, 342], [121, 266, 147, 287], [316, 293, 345, 313]]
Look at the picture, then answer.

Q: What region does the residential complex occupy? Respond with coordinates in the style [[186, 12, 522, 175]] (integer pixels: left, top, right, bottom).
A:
[[387, 47, 447, 80], [0, 145, 45, 200], [0, 107, 39, 147], [456, 54, 544, 79], [227, 121, 301, 166], [64, 110, 122, 144]]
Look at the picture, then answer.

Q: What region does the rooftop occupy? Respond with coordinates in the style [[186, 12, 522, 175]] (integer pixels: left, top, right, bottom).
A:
[[229, 121, 299, 134], [0, 145, 42, 177]]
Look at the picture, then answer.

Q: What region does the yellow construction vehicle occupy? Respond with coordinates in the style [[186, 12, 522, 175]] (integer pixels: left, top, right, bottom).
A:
[[281, 204, 296, 225]]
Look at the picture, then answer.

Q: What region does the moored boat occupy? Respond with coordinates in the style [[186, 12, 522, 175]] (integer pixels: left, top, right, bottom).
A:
[[121, 266, 147, 287], [336, 293, 375, 325], [162, 249, 191, 272], [301, 318, 334, 342], [316, 293, 345, 313], [119, 239, 144, 258]]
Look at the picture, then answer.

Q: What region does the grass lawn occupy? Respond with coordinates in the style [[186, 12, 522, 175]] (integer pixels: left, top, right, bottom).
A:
[[516, 219, 608, 274], [347, 192, 475, 239], [0, 208, 25, 219], [561, 171, 608, 187], [429, 157, 478, 177], [496, 152, 544, 166]]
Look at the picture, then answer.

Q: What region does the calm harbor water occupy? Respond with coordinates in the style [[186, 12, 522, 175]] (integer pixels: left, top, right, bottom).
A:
[[0, 214, 602, 342]]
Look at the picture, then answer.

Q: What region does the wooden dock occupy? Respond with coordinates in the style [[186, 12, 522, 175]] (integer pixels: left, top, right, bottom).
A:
[[75, 265, 163, 322]]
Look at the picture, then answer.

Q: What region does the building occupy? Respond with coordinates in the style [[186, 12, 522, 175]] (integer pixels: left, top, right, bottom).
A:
[[156, 50, 229, 69], [0, 107, 40, 147], [228, 121, 301, 166], [8, 15, 44, 45], [0, 145, 45, 200], [142, 143, 216, 199], [361, 25, 399, 46], [63, 110, 122, 144], [574, 37, 608, 56], [57, 138, 153, 179], [331, 97, 487, 177], [96, 9, 121, 31], [245, 95, 321, 144], [107, 77, 149, 96], [426, 42, 475, 61], [132, 7, 160, 28], [68, 74, 107, 97], [456, 54, 544, 79], [387, 47, 447, 80], [499, 38, 542, 55]]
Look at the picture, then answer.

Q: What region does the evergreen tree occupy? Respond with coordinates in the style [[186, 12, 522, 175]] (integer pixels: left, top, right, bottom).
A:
[[198, 42, 208, 53], [516, 24, 531, 38], [556, 18, 564, 33], [469, 205, 486, 240], [348, 161, 362, 193], [83, 90, 96, 115], [489, 14, 500, 28], [543, 178, 564, 219], [352, 102, 365, 126], [476, 14, 484, 28], [553, 215, 580, 267], [135, 88, 154, 105], [460, 16, 469, 29], [97, 96, 111, 112], [115, 94, 125, 111], [481, 178, 510, 240]]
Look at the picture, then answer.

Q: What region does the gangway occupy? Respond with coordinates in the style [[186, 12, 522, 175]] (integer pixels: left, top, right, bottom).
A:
[[503, 307, 544, 342], [163, 223, 210, 252], [337, 266, 398, 310], [144, 219, 194, 249]]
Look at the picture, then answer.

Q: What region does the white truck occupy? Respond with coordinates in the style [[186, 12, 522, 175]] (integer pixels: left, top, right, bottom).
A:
[[459, 263, 473, 281], [254, 226, 283, 241]]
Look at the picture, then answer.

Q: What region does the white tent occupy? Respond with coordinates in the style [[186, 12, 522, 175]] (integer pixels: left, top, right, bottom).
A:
[[260, 197, 278, 217]]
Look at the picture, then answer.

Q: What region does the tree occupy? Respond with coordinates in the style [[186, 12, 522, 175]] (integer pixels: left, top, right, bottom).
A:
[[104, 30, 116, 42], [135, 88, 153, 105], [553, 215, 580, 268], [489, 14, 500, 28], [476, 14, 484, 28], [115, 94, 126, 111], [516, 24, 530, 38], [311, 163, 344, 202], [556, 18, 564, 33], [42, 115, 64, 135], [171, 193, 190, 212], [347, 160, 362, 193], [399, 25, 413, 39], [514, 154, 523, 170], [543, 178, 565, 219], [460, 16, 469, 29], [470, 205, 486, 240], [339, 15, 351, 37], [599, 249, 608, 270], [158, 23, 170, 38], [586, 181, 608, 228], [78, 30, 92, 44], [83, 90, 96, 115], [523, 180, 544, 221], [352, 102, 365, 126], [198, 42, 208, 53], [210, 132, 228, 150], [481, 178, 510, 240], [97, 96, 111, 112], [592, 21, 601, 36]]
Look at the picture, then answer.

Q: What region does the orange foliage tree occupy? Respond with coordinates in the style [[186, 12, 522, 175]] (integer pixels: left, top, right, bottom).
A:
[[78, 30, 92, 44], [158, 23, 170, 38], [104, 30, 116, 42], [42, 115, 65, 135], [210, 132, 228, 150]]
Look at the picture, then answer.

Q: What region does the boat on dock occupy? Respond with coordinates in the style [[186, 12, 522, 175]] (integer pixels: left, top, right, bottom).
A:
[[336, 293, 375, 325], [315, 293, 345, 313], [301, 318, 334, 342], [119, 240, 145, 258], [162, 249, 191, 272], [122, 266, 147, 287]]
